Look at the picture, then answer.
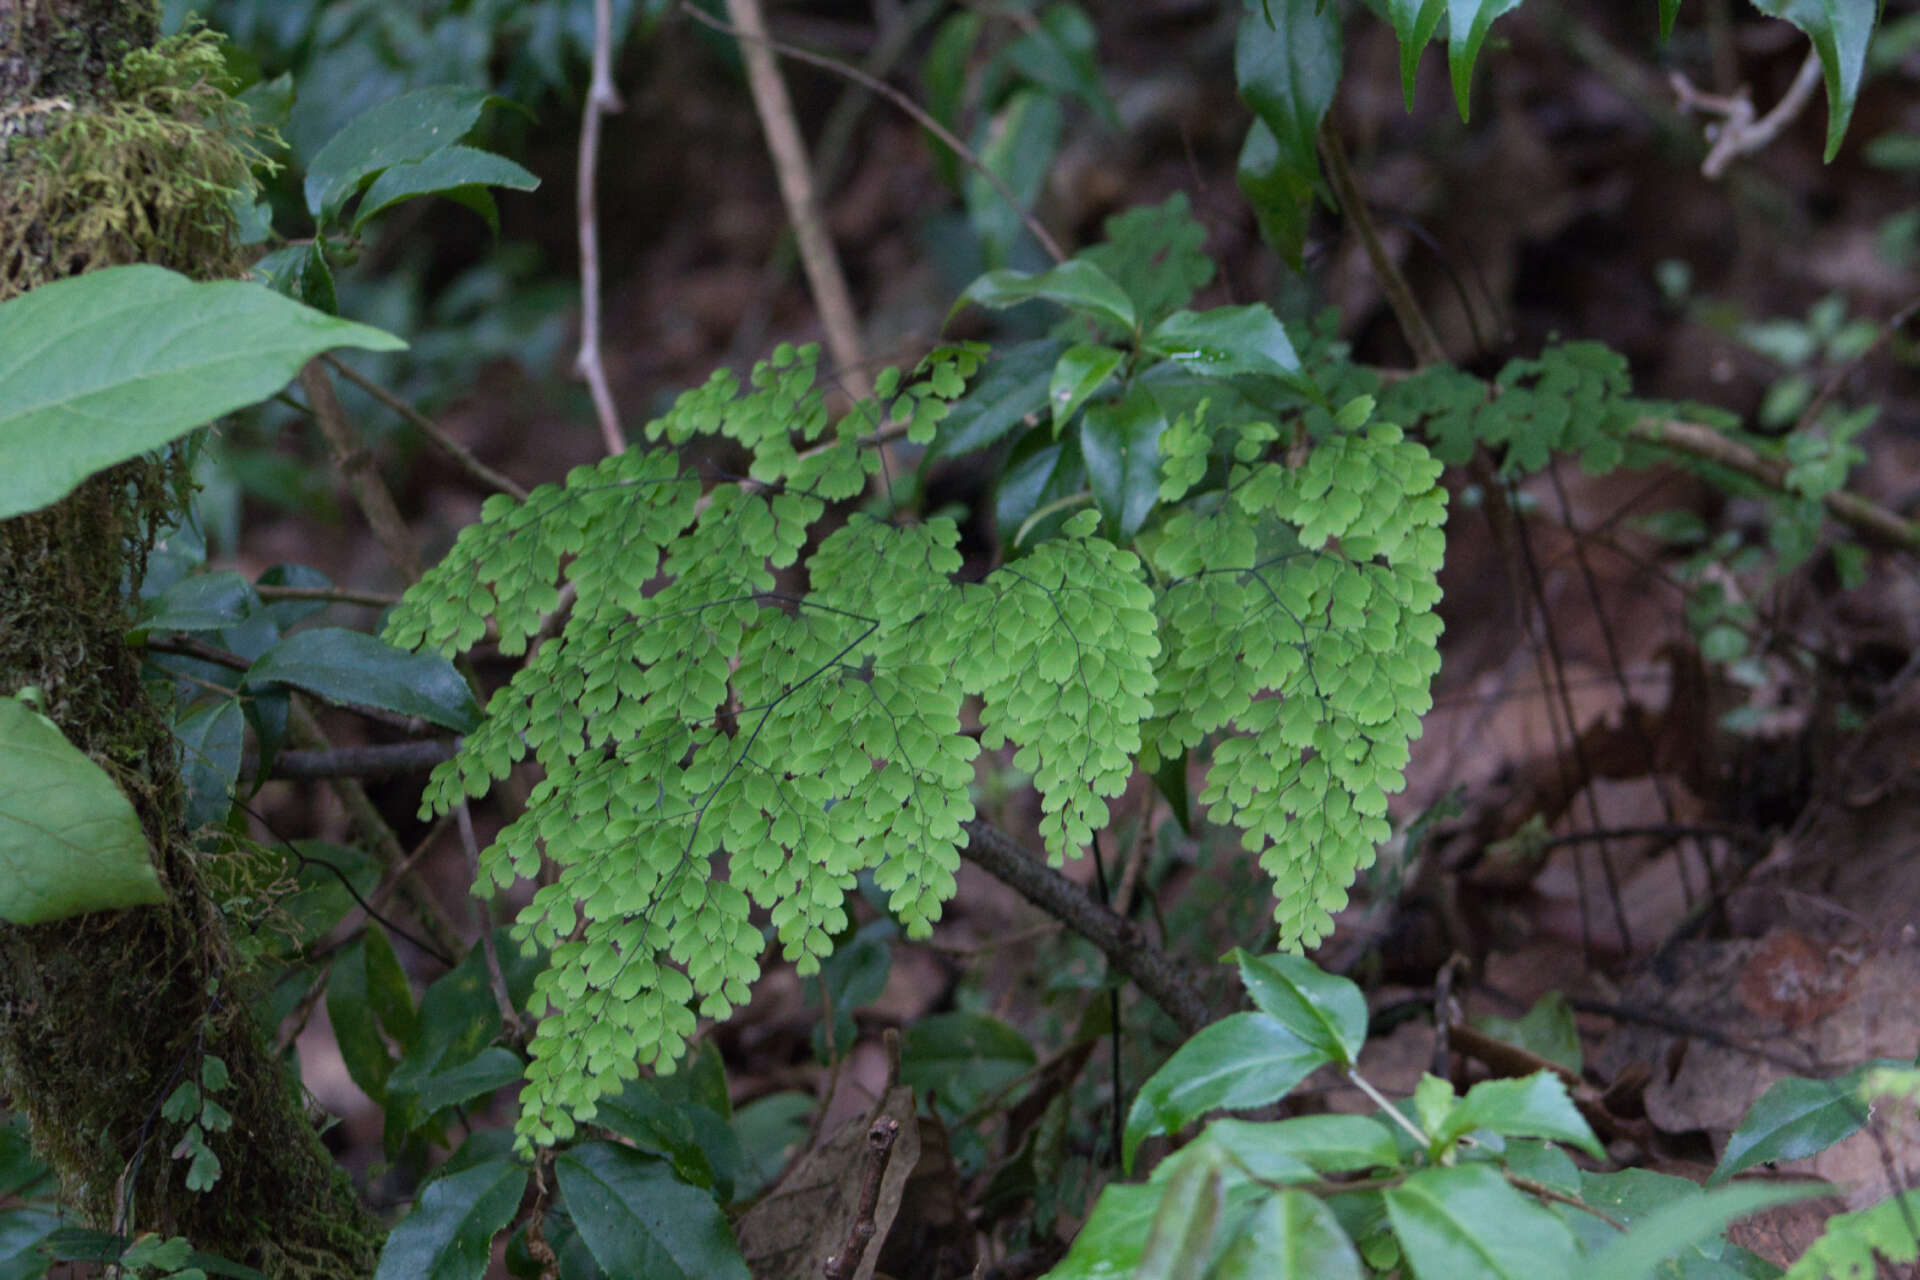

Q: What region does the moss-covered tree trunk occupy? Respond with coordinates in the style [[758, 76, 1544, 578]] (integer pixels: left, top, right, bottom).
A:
[[0, 3, 382, 1273]]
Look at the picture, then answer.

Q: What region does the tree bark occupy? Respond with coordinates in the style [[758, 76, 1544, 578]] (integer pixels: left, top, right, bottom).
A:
[[0, 3, 382, 1273]]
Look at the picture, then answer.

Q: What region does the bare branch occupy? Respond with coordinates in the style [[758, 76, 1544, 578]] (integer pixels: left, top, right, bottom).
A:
[[323, 354, 530, 501], [576, 0, 628, 455], [1672, 47, 1822, 179]]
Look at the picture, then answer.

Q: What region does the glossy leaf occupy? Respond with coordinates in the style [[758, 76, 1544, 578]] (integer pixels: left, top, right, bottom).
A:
[[306, 86, 501, 222], [1711, 1068, 1877, 1185], [901, 1012, 1037, 1115], [1216, 1190, 1364, 1279], [1239, 119, 1313, 271], [141, 572, 258, 633], [1049, 1184, 1162, 1278], [598, 1078, 742, 1203], [1446, 0, 1525, 120], [0, 698, 161, 924], [1581, 1179, 1828, 1279], [353, 146, 539, 235], [1124, 1012, 1329, 1172], [174, 699, 244, 830], [1136, 1148, 1224, 1280], [406, 1048, 526, 1117], [1235, 0, 1341, 232], [1386, 0, 1446, 109], [1383, 1164, 1578, 1279], [328, 933, 399, 1104], [1750, 0, 1877, 160], [958, 259, 1137, 335], [0, 266, 402, 519], [556, 1143, 749, 1280], [994, 430, 1088, 547], [1145, 305, 1313, 394], [1233, 949, 1368, 1065], [1050, 344, 1126, 429], [929, 339, 1063, 461], [1439, 1071, 1604, 1159], [1079, 195, 1216, 327], [1201, 1114, 1399, 1177], [372, 1157, 527, 1280], [1081, 386, 1166, 539], [242, 627, 480, 732]]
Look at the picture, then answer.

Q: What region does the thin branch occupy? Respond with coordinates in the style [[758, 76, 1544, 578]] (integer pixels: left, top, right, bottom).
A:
[[822, 1115, 900, 1280], [960, 820, 1209, 1035], [253, 583, 402, 609], [269, 739, 457, 780], [724, 0, 872, 401], [681, 1, 1066, 265], [299, 361, 423, 583], [1318, 122, 1446, 368], [1672, 48, 1822, 179], [322, 354, 530, 501], [576, 0, 628, 455], [456, 802, 525, 1042]]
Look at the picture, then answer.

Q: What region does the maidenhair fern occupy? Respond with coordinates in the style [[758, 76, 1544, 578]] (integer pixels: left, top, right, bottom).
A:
[[387, 307, 1449, 1146]]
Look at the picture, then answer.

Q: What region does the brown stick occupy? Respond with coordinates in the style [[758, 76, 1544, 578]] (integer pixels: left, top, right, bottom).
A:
[[300, 360, 423, 583], [960, 820, 1210, 1035], [822, 1115, 900, 1280], [322, 353, 529, 501], [270, 739, 457, 780]]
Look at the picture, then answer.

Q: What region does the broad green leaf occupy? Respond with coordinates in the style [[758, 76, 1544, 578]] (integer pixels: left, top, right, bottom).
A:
[[1580, 1179, 1828, 1280], [1232, 950, 1368, 1065], [1659, 0, 1682, 39], [555, 1143, 749, 1280], [1710, 1068, 1880, 1185], [372, 1157, 527, 1280], [1475, 991, 1581, 1074], [392, 931, 541, 1097], [242, 628, 480, 732], [1783, 1189, 1920, 1280], [328, 932, 399, 1104], [352, 146, 540, 235], [1238, 120, 1313, 271], [0, 698, 161, 924], [1201, 1115, 1399, 1177], [251, 242, 337, 313], [729, 1092, 811, 1203], [1144, 306, 1314, 396], [901, 1012, 1037, 1115], [1048, 1184, 1162, 1278], [174, 699, 244, 830], [1750, 0, 1878, 160], [1383, 1164, 1579, 1279], [929, 339, 1063, 461], [1136, 1148, 1225, 1280], [965, 89, 1062, 267], [994, 430, 1088, 547], [306, 86, 500, 222], [957, 259, 1137, 335], [1050, 344, 1126, 429], [1386, 0, 1447, 109], [1080, 386, 1166, 539], [0, 1208, 59, 1280], [0, 266, 402, 519], [922, 12, 983, 190], [1446, 0, 1526, 120], [1439, 1072, 1604, 1159], [1216, 1190, 1365, 1279], [1124, 1012, 1330, 1172], [141, 572, 259, 633], [1006, 4, 1118, 126], [1235, 0, 1341, 215], [405, 1048, 526, 1117], [598, 1078, 743, 1203], [363, 920, 418, 1047], [0, 1118, 52, 1200], [1079, 194, 1216, 327]]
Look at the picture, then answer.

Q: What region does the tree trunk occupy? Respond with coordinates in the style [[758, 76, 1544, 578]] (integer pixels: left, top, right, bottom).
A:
[[0, 3, 382, 1273]]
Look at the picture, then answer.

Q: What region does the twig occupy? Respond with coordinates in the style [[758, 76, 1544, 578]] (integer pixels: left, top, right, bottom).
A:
[[1672, 48, 1822, 179], [1318, 122, 1446, 369], [299, 361, 423, 583], [269, 958, 335, 1058], [959, 820, 1209, 1035], [576, 0, 627, 455], [681, 1, 1066, 265], [723, 0, 873, 401], [456, 802, 526, 1042], [269, 739, 457, 780], [253, 583, 402, 609], [322, 354, 530, 501], [822, 1115, 900, 1280]]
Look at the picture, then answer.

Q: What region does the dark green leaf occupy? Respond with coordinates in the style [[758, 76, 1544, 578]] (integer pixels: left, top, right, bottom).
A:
[[1749, 0, 1878, 160], [1659, 0, 1682, 40], [598, 1078, 742, 1203], [243, 628, 480, 732], [1144, 305, 1313, 395], [958, 259, 1137, 335], [0, 1208, 59, 1280], [1215, 1190, 1364, 1279], [556, 1143, 749, 1280], [0, 266, 401, 519], [928, 339, 1062, 461], [1232, 950, 1368, 1065], [306, 86, 500, 222], [1136, 1148, 1224, 1279], [1049, 343, 1126, 429], [1475, 991, 1582, 1075], [328, 933, 398, 1104], [1580, 1179, 1828, 1280], [237, 72, 294, 134], [275, 840, 378, 951], [174, 699, 244, 830], [1445, 0, 1526, 121], [901, 1012, 1036, 1115], [1151, 749, 1193, 834], [406, 1048, 525, 1116], [1238, 120, 1313, 271], [251, 243, 338, 314], [964, 90, 1062, 266], [392, 931, 541, 1098], [1080, 386, 1166, 539], [1235, 0, 1341, 208], [729, 1092, 811, 1203], [372, 1157, 527, 1280], [0, 1118, 52, 1200], [994, 429, 1088, 547], [1385, 0, 1446, 110], [0, 698, 161, 924], [1711, 1069, 1877, 1185], [1383, 1164, 1578, 1278], [141, 572, 259, 633], [922, 12, 983, 190], [363, 922, 418, 1047], [1439, 1072, 1603, 1159], [352, 146, 540, 234], [1124, 1012, 1329, 1172], [1006, 4, 1118, 125], [1079, 194, 1216, 327]]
